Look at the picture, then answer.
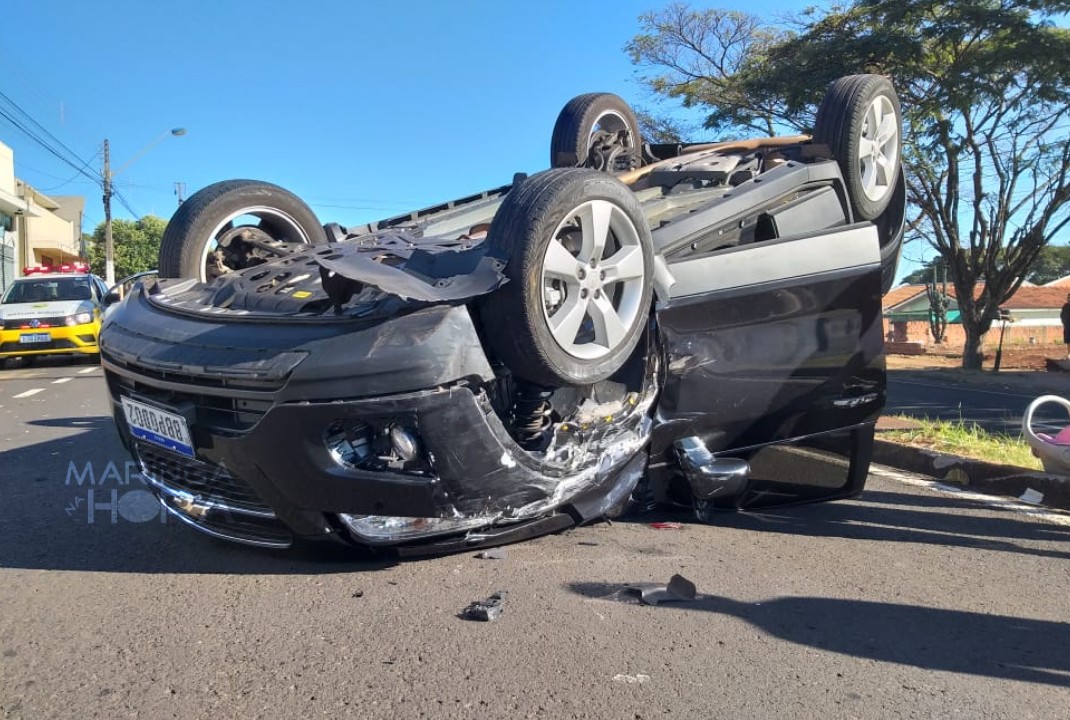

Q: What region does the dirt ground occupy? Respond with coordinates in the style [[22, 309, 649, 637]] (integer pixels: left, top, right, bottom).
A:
[[886, 343, 1068, 371]]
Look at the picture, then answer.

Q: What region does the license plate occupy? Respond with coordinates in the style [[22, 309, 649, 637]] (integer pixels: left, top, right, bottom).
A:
[[19, 333, 50, 344], [120, 396, 194, 458]]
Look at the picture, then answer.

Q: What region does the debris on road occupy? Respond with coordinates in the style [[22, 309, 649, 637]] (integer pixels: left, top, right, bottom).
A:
[[612, 673, 651, 684], [351, 590, 364, 598], [1019, 488, 1044, 504], [476, 548, 507, 560], [462, 591, 508, 621], [648, 522, 682, 530], [626, 574, 698, 606]]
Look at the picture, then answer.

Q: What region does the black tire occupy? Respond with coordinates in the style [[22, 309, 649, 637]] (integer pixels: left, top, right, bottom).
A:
[[550, 93, 642, 172], [813, 75, 902, 221], [159, 179, 328, 280], [877, 168, 907, 294], [481, 169, 654, 387]]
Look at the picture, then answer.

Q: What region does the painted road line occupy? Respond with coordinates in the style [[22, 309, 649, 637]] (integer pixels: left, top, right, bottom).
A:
[[13, 388, 44, 399], [871, 464, 1070, 527], [52, 377, 73, 384], [77, 367, 99, 375]]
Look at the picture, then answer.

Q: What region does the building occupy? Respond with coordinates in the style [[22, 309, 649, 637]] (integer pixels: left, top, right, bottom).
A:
[[0, 139, 87, 294], [16, 180, 85, 267], [883, 282, 1069, 353]]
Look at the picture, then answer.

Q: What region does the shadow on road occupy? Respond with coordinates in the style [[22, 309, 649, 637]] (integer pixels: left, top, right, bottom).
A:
[[0, 423, 394, 575], [566, 582, 1070, 688], [703, 488, 1070, 561]]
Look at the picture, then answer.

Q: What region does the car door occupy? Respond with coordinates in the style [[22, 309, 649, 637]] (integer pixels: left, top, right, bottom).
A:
[[651, 222, 886, 508]]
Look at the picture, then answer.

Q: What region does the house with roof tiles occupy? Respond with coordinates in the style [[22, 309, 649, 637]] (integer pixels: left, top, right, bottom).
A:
[[883, 280, 1070, 353]]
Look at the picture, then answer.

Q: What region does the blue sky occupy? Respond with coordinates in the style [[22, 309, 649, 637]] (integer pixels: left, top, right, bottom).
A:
[[6, 0, 947, 280], [1, 1, 803, 225]]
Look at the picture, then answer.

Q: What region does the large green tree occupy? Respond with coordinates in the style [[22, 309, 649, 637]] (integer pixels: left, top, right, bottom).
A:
[[87, 216, 167, 281], [1025, 243, 1070, 284], [628, 1, 1070, 368]]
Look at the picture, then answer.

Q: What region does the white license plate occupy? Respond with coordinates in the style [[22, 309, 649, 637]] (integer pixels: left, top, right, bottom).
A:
[[120, 396, 194, 458], [19, 333, 50, 344]]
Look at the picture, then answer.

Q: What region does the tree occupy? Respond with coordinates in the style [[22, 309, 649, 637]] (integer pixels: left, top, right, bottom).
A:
[[1026, 243, 1070, 284], [87, 216, 167, 281], [900, 258, 941, 285], [628, 1, 1070, 368]]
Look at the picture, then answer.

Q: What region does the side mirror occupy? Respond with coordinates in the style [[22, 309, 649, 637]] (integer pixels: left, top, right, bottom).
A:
[[103, 290, 122, 306]]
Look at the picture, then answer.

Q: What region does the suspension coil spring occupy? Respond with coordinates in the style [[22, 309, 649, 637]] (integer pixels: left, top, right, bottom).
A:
[[511, 383, 555, 451]]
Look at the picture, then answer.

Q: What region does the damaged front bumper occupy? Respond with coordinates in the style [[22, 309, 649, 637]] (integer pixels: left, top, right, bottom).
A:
[[101, 285, 655, 551]]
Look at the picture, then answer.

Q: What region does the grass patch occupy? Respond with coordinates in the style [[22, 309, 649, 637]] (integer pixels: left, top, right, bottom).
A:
[[882, 415, 1042, 471]]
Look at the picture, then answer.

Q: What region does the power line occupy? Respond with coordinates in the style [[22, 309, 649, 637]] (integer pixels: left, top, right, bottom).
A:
[[0, 89, 98, 181], [112, 188, 140, 219], [37, 150, 102, 192]]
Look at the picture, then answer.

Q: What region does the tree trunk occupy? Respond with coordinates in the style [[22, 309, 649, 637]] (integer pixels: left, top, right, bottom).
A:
[[961, 324, 985, 370]]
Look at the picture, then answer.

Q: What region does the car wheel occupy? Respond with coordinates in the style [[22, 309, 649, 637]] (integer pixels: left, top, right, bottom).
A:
[[159, 179, 328, 281], [813, 74, 902, 221], [551, 93, 643, 173], [876, 168, 907, 294], [481, 169, 654, 387]]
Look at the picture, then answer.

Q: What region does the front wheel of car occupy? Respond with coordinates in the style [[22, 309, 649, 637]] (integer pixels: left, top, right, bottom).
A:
[[481, 169, 654, 387], [813, 74, 902, 222], [158, 179, 328, 281]]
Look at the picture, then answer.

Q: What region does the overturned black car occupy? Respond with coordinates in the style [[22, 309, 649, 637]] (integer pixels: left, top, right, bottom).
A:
[[100, 75, 905, 554]]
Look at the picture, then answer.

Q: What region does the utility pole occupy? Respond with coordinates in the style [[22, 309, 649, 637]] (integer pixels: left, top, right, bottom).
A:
[[101, 129, 186, 286], [103, 139, 115, 286], [174, 181, 186, 206]]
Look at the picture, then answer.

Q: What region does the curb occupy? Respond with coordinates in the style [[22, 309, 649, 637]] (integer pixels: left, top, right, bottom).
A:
[[872, 439, 1070, 511]]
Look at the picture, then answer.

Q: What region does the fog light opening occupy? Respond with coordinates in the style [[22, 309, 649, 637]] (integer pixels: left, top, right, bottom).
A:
[[388, 424, 420, 462], [325, 420, 431, 474], [324, 421, 373, 469]]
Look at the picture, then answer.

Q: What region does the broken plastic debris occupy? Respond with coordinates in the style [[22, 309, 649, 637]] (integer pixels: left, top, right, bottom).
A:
[[649, 521, 682, 530], [626, 573, 698, 606], [1019, 488, 1044, 504], [612, 673, 651, 684], [476, 548, 507, 560], [462, 591, 507, 621]]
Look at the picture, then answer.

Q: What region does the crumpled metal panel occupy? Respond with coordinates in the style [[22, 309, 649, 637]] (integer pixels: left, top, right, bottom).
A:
[[313, 231, 508, 302]]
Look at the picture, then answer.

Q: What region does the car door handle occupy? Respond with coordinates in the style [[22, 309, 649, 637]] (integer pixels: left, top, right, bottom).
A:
[[833, 392, 879, 408]]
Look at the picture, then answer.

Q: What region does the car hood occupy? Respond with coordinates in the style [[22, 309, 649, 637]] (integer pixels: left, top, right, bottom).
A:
[[1, 300, 95, 320]]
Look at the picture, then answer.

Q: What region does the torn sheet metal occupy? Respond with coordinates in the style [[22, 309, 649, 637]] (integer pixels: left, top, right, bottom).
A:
[[313, 231, 508, 302]]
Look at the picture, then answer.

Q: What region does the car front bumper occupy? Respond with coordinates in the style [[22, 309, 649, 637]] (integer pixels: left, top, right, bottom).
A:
[[100, 292, 651, 550], [0, 321, 100, 357]]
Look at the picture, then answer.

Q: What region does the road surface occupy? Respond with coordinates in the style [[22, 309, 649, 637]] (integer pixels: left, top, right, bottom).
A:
[[2, 358, 1069, 718], [887, 370, 1069, 436]]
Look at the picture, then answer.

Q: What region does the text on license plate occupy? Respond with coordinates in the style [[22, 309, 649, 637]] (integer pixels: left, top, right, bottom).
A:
[[120, 396, 194, 458], [19, 333, 50, 344]]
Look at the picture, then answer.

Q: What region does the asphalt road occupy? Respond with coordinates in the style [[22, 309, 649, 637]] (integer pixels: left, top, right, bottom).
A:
[[887, 370, 1069, 437], [2, 358, 1070, 719]]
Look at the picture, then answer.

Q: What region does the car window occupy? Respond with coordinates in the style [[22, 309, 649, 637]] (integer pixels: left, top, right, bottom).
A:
[[1, 278, 95, 304]]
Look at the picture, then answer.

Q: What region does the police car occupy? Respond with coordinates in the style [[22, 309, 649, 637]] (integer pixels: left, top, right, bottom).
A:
[[0, 263, 107, 364]]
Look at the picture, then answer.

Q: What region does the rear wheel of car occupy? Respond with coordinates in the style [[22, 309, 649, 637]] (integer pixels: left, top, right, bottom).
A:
[[813, 74, 902, 221], [550, 93, 643, 173], [481, 169, 654, 387], [158, 179, 328, 281]]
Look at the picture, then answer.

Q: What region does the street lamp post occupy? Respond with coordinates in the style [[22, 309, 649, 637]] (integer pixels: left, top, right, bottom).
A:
[[102, 128, 186, 285]]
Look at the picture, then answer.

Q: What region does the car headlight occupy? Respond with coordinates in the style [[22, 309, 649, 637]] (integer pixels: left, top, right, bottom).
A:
[[66, 312, 93, 326]]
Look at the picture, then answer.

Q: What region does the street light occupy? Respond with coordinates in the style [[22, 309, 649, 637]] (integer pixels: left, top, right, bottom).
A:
[[102, 128, 186, 285]]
